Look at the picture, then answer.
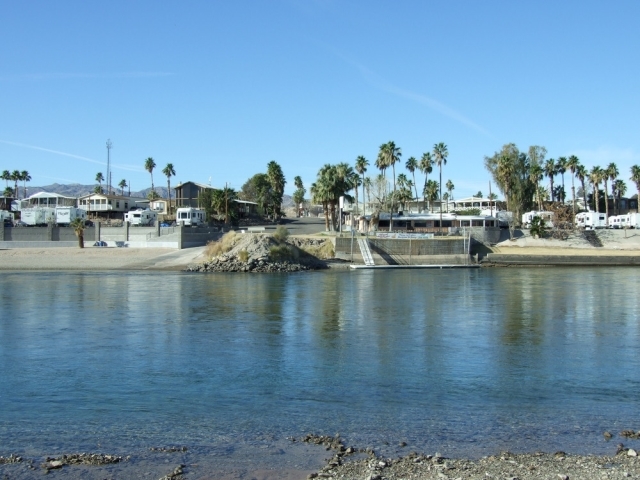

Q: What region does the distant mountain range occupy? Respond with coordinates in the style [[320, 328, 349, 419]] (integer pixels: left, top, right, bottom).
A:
[[24, 183, 170, 199]]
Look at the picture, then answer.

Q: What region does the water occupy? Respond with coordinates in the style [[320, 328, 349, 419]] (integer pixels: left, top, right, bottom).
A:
[[1, 268, 640, 477]]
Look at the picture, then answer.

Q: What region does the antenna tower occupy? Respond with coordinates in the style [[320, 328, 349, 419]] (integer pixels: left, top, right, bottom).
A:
[[106, 139, 113, 194]]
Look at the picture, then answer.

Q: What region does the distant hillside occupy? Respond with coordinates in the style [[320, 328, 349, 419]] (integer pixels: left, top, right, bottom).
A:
[[26, 184, 170, 199]]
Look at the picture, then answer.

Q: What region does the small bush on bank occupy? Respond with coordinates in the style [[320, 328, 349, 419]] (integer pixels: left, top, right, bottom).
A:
[[299, 241, 334, 259], [269, 244, 298, 262], [238, 250, 249, 263], [273, 226, 289, 242], [206, 231, 239, 258]]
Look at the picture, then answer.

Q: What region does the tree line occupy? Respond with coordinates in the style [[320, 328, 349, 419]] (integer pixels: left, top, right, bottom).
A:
[[1, 170, 31, 199]]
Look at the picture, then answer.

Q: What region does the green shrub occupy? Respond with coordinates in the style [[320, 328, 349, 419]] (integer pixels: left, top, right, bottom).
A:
[[529, 215, 548, 238], [269, 244, 298, 262], [273, 226, 289, 242], [238, 250, 249, 263]]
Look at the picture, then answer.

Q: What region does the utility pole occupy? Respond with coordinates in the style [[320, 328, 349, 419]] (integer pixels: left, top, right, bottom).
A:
[[106, 139, 112, 195]]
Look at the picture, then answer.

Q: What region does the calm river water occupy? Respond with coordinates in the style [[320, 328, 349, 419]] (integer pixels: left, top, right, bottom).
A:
[[1, 268, 639, 477]]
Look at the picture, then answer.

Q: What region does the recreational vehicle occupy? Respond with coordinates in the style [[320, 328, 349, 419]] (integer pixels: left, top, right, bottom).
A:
[[626, 213, 640, 228], [575, 212, 607, 230], [124, 209, 157, 226], [176, 207, 205, 226], [21, 207, 56, 226], [522, 211, 554, 229], [1, 210, 14, 225], [55, 207, 87, 225]]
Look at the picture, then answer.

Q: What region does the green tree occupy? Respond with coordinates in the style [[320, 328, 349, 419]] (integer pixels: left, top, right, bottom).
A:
[[613, 179, 627, 215], [377, 141, 401, 231], [70, 217, 85, 248], [292, 176, 306, 216], [118, 179, 128, 196], [544, 158, 556, 202], [147, 190, 160, 200], [605, 162, 618, 218], [1, 170, 10, 189], [267, 160, 286, 220], [20, 170, 31, 199], [575, 164, 588, 211], [445, 180, 454, 212], [3, 186, 14, 198], [144, 157, 156, 192], [432, 142, 448, 228], [556, 157, 567, 202], [11, 170, 20, 199], [355, 156, 369, 215], [589, 166, 604, 213], [162, 163, 176, 214], [529, 163, 544, 211], [631, 165, 640, 202], [95, 172, 104, 194], [419, 152, 433, 212], [566, 155, 581, 215], [405, 156, 419, 202], [424, 179, 439, 213]]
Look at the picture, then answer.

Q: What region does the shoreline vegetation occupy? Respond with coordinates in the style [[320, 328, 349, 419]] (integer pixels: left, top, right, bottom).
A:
[[2, 433, 640, 479]]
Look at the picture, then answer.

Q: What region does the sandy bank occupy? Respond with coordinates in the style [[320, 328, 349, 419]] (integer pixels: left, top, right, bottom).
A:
[[0, 246, 207, 271]]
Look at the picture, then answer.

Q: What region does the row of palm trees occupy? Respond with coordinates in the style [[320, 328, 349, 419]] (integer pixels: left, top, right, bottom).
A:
[[143, 157, 176, 213], [1, 170, 31, 199], [311, 141, 452, 231]]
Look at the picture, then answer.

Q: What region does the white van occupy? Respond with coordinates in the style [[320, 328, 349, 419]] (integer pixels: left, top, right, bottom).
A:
[[176, 207, 205, 226]]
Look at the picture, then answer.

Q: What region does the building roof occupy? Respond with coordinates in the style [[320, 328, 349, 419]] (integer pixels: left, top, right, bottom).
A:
[[175, 181, 212, 190], [27, 191, 76, 200]]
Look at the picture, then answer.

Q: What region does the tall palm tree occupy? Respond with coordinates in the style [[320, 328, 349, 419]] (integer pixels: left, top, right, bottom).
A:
[[544, 158, 556, 202], [556, 157, 567, 203], [2, 170, 11, 190], [162, 163, 176, 214], [631, 165, 640, 203], [144, 157, 156, 192], [613, 179, 627, 215], [378, 141, 401, 231], [118, 179, 128, 196], [11, 170, 20, 200], [566, 155, 580, 216], [432, 142, 448, 229], [419, 152, 433, 212], [575, 164, 588, 211], [267, 160, 286, 220], [425, 180, 439, 213], [355, 156, 368, 215], [405, 156, 419, 203], [529, 163, 544, 211], [95, 172, 104, 194], [445, 180, 454, 212], [605, 162, 618, 218], [364, 177, 372, 216], [70, 217, 85, 248], [20, 171, 31, 199], [589, 166, 603, 213]]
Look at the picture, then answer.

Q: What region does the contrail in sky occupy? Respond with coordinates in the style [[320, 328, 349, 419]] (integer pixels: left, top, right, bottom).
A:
[[0, 140, 142, 172]]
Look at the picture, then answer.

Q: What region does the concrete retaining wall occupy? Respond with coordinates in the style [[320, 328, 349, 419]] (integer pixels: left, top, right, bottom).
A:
[[485, 254, 640, 266], [335, 237, 468, 255], [2, 226, 97, 242]]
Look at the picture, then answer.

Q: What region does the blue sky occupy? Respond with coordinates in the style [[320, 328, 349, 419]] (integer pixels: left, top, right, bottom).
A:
[[1, 1, 639, 198]]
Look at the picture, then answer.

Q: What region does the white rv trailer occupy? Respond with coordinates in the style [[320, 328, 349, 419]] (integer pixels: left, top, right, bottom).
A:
[[21, 207, 56, 226], [176, 207, 205, 226], [55, 207, 87, 225], [575, 211, 607, 230], [1, 211, 14, 224], [521, 211, 554, 229], [124, 208, 157, 226], [626, 213, 640, 228]]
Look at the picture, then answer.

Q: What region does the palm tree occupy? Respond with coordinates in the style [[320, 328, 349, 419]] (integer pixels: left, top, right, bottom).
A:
[[144, 157, 156, 192], [377, 141, 401, 231], [589, 166, 603, 212], [3, 187, 13, 198], [70, 217, 85, 248], [566, 155, 580, 216], [445, 180, 454, 212], [405, 156, 419, 204], [162, 163, 176, 214], [355, 156, 368, 215], [20, 171, 31, 199], [118, 179, 128, 196], [529, 163, 544, 211], [11, 170, 20, 200], [613, 179, 627, 215], [2, 170, 11, 190], [364, 176, 372, 216], [544, 158, 556, 202], [419, 152, 433, 212], [631, 165, 640, 203], [556, 157, 567, 203], [267, 160, 286, 220], [605, 162, 618, 218], [432, 142, 448, 229], [575, 164, 588, 211], [424, 180, 439, 213], [95, 172, 104, 194]]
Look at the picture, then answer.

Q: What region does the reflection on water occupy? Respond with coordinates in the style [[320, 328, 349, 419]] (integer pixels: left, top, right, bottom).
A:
[[1, 268, 639, 460]]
